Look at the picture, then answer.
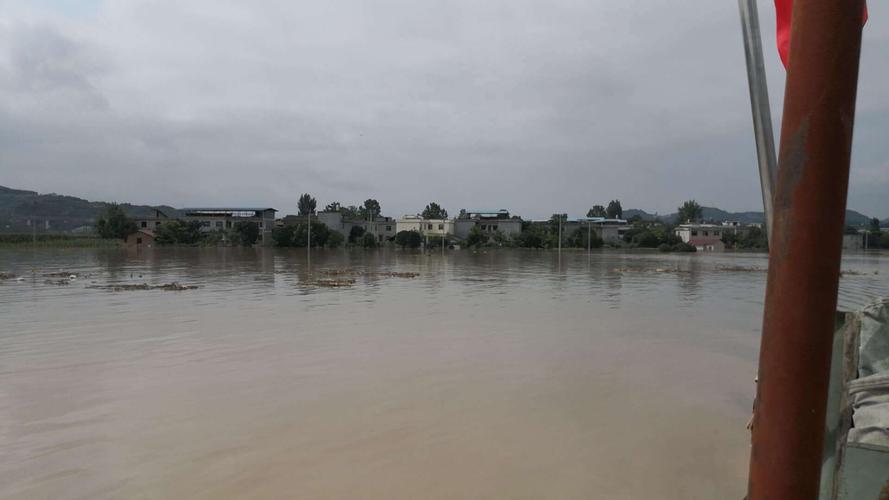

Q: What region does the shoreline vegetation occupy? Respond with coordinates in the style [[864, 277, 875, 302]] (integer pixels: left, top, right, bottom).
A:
[[13, 196, 889, 252], [0, 234, 121, 248]]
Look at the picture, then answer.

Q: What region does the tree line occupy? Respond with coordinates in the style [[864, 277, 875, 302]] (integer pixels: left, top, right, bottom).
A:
[[93, 196, 790, 252]]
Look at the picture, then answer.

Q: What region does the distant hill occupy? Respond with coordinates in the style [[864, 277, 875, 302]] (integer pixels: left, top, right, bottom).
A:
[[0, 185, 177, 233], [624, 206, 877, 227], [622, 209, 660, 221]]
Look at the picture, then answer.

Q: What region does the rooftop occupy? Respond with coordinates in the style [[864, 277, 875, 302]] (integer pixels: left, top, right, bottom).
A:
[[183, 208, 277, 216], [688, 236, 724, 245]]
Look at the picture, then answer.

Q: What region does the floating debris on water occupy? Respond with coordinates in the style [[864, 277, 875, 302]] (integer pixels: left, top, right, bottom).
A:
[[88, 282, 199, 292], [319, 269, 419, 278], [311, 279, 355, 287], [0, 272, 17, 280], [839, 269, 866, 277], [320, 269, 361, 276], [716, 265, 767, 273], [44, 271, 79, 278]]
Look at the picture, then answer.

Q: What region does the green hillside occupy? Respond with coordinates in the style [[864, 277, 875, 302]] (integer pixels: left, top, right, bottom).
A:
[[0, 185, 177, 233]]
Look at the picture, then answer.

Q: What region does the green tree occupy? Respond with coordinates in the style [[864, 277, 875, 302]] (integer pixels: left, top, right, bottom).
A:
[[466, 226, 486, 248], [327, 231, 344, 248], [677, 200, 703, 223], [232, 221, 260, 246], [421, 202, 448, 220], [293, 222, 329, 247], [428, 235, 450, 248], [298, 193, 317, 216], [869, 217, 882, 233], [566, 227, 603, 248], [606, 200, 623, 219], [272, 225, 296, 247], [155, 220, 204, 245], [348, 225, 366, 243], [361, 232, 378, 248], [587, 205, 607, 217], [515, 229, 545, 248], [341, 205, 361, 219], [96, 203, 137, 239], [271, 222, 329, 247], [360, 199, 381, 220], [324, 202, 341, 212], [394, 230, 422, 249]]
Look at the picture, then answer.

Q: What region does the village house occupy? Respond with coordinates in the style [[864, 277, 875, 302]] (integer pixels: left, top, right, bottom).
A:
[[674, 224, 727, 243], [125, 228, 156, 249], [182, 208, 277, 246], [396, 215, 455, 238], [453, 210, 523, 239], [316, 211, 397, 243], [133, 209, 171, 232], [392, 209, 523, 242], [674, 224, 728, 251], [688, 236, 725, 252], [530, 217, 630, 243]]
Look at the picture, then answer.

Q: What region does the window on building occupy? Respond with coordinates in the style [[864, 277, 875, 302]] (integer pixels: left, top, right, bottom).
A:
[[141, 221, 147, 228], [438, 224, 444, 230], [216, 221, 223, 228], [481, 225, 487, 230], [226, 221, 232, 228], [156, 221, 162, 227], [691, 230, 698, 236], [427, 224, 433, 230], [703, 231, 709, 236], [492, 225, 498, 231], [201, 221, 210, 227], [259, 222, 264, 228], [386, 225, 392, 231], [136, 237, 143, 244]]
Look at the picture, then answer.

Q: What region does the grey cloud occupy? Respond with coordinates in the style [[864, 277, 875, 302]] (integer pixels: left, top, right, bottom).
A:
[[0, 0, 887, 218], [3, 22, 109, 109]]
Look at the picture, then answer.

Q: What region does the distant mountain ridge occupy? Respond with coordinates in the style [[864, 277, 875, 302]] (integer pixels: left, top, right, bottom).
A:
[[0, 185, 177, 233], [0, 185, 884, 233], [625, 206, 877, 227]]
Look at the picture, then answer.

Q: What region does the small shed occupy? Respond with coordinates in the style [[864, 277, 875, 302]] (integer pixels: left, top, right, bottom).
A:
[[126, 229, 156, 249], [688, 236, 725, 252]]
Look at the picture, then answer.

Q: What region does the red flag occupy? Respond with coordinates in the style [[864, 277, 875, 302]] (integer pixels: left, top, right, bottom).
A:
[[775, 0, 868, 68]]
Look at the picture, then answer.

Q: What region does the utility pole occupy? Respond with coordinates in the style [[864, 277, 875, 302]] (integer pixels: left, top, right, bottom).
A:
[[307, 210, 311, 267]]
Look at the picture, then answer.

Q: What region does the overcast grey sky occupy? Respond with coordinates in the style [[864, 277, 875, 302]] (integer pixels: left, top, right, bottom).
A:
[[0, 0, 886, 218]]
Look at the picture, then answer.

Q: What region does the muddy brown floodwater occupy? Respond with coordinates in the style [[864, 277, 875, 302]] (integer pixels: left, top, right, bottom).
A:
[[2, 248, 888, 499]]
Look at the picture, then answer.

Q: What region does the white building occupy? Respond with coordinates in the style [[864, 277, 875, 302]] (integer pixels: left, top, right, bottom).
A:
[[674, 224, 727, 243], [396, 215, 455, 237], [394, 209, 523, 243], [674, 224, 728, 251]]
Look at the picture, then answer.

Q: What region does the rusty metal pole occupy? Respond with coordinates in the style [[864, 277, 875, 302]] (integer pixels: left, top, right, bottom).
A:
[[747, 0, 864, 498], [738, 0, 778, 242]]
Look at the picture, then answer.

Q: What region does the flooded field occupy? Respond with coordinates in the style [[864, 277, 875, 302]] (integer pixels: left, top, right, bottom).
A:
[[2, 248, 888, 499]]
